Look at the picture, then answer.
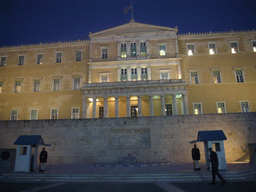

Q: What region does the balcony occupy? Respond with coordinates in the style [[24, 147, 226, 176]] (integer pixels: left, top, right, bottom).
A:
[[89, 53, 179, 63]]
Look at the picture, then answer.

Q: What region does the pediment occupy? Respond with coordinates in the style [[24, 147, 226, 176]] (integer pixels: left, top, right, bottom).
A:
[[89, 19, 178, 39]]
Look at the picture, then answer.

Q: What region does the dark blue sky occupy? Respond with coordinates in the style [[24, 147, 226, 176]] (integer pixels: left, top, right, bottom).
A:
[[0, 0, 255, 47]]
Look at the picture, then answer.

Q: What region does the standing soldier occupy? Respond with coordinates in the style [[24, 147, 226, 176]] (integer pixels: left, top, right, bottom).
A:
[[192, 144, 200, 170], [39, 147, 48, 172]]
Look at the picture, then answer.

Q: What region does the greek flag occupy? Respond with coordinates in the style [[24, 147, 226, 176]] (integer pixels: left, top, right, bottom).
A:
[[123, 4, 131, 14]]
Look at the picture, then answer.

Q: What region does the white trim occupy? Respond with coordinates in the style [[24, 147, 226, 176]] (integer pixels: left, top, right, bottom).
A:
[[233, 68, 245, 83], [239, 100, 250, 112], [30, 109, 38, 120], [52, 79, 61, 91], [216, 101, 226, 114], [73, 77, 81, 90]]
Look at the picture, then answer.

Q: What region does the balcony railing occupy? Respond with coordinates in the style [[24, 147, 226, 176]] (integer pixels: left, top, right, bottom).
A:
[[89, 53, 179, 62]]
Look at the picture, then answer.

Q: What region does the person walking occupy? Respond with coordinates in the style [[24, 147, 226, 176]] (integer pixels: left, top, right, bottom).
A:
[[39, 147, 48, 172], [208, 148, 226, 185], [192, 144, 200, 170]]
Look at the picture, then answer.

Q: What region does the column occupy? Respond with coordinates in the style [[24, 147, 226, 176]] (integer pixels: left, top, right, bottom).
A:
[[172, 94, 178, 115], [137, 67, 141, 81], [117, 43, 121, 60], [127, 68, 131, 81], [104, 97, 108, 118], [149, 95, 154, 116], [82, 97, 87, 118], [183, 94, 188, 115], [146, 40, 150, 59], [136, 41, 140, 58], [177, 65, 182, 79], [117, 68, 121, 81], [126, 96, 131, 117], [161, 95, 166, 116], [147, 67, 151, 80], [115, 96, 119, 117], [92, 97, 97, 118], [138, 95, 142, 117], [175, 38, 179, 55]]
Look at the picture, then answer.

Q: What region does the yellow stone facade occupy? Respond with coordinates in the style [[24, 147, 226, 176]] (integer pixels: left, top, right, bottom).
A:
[[0, 20, 256, 120]]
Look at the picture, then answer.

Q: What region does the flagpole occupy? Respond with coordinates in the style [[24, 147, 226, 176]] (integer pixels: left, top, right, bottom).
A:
[[131, 1, 133, 20]]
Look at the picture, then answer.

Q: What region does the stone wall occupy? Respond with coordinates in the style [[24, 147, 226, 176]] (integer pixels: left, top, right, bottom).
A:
[[0, 113, 255, 164]]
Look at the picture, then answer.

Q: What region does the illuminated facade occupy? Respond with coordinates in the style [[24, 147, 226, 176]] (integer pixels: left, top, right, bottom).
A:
[[0, 20, 256, 120]]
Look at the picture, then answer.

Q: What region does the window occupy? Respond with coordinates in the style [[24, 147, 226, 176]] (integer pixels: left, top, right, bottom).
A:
[[159, 45, 166, 56], [130, 43, 136, 57], [121, 43, 127, 58], [193, 103, 202, 115], [15, 81, 22, 93], [75, 51, 82, 61], [235, 69, 244, 83], [51, 108, 58, 119], [18, 55, 24, 65], [213, 71, 221, 83], [20, 147, 27, 155], [73, 77, 80, 90], [240, 101, 249, 112], [56, 53, 62, 63], [217, 102, 226, 113], [187, 44, 194, 56], [100, 75, 109, 83], [160, 72, 169, 80], [0, 82, 3, 93], [140, 42, 146, 57], [141, 68, 148, 80], [165, 104, 172, 116], [131, 68, 137, 80], [30, 109, 38, 120], [102, 48, 108, 59], [252, 41, 256, 52], [53, 79, 60, 91], [33, 80, 40, 92], [230, 42, 238, 54], [208, 43, 216, 55], [71, 108, 80, 119], [0, 56, 7, 67], [121, 69, 127, 81], [190, 72, 198, 84], [11, 110, 18, 120], [37, 54, 43, 64]]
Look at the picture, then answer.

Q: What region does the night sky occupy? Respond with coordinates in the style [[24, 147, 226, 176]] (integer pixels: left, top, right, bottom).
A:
[[0, 0, 255, 47]]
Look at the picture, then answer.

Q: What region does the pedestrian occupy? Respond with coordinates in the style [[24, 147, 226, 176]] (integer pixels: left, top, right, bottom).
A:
[[39, 147, 48, 172], [191, 144, 200, 170], [208, 148, 226, 185]]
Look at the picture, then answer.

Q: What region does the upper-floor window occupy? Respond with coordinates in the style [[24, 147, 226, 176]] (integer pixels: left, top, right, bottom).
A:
[[130, 43, 136, 57], [73, 77, 81, 90], [121, 43, 127, 58], [252, 41, 256, 52], [193, 103, 203, 115], [235, 69, 244, 83], [212, 70, 221, 83], [18, 55, 25, 65], [230, 42, 238, 54], [159, 44, 166, 56], [30, 109, 38, 120], [141, 67, 148, 80], [37, 54, 43, 64], [71, 107, 80, 119], [121, 69, 127, 81], [0, 82, 3, 93], [51, 108, 58, 119], [75, 51, 82, 61], [53, 79, 60, 91], [0, 56, 7, 67], [56, 53, 62, 63], [208, 43, 216, 55], [131, 68, 137, 80], [140, 42, 146, 57], [190, 71, 198, 84], [102, 48, 108, 59], [240, 101, 249, 112], [33, 80, 40, 92], [216, 102, 226, 113], [11, 110, 18, 120], [15, 81, 22, 93], [187, 44, 194, 56]]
